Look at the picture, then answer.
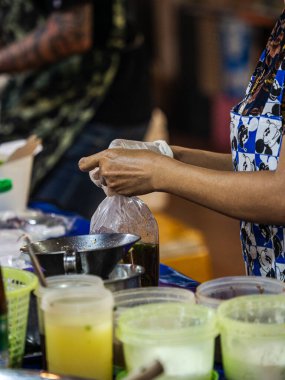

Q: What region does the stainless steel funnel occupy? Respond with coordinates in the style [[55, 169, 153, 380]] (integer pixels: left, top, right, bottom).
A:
[[21, 233, 140, 279]]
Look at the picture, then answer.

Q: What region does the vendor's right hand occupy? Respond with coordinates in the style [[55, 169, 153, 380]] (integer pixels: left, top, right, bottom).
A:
[[78, 148, 171, 196]]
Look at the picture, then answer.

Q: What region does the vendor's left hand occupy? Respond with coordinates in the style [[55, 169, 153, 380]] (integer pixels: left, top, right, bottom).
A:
[[78, 148, 171, 196]]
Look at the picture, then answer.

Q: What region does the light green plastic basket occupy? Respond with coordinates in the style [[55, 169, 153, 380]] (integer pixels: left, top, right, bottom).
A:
[[2, 267, 38, 368]]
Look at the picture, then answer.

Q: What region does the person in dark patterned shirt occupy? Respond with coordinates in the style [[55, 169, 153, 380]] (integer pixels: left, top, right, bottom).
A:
[[0, 0, 152, 217]]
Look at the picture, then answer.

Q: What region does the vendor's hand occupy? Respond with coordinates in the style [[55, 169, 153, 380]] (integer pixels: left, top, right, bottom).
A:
[[78, 148, 170, 196]]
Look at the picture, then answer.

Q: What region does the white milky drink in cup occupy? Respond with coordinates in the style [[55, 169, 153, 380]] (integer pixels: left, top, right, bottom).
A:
[[113, 286, 196, 372], [116, 302, 218, 379]]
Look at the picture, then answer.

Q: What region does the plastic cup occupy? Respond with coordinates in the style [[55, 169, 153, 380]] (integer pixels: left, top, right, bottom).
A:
[[196, 276, 285, 364], [113, 286, 195, 371], [217, 294, 285, 380], [196, 276, 285, 308], [114, 286, 196, 309], [42, 285, 113, 380], [117, 302, 218, 380], [34, 274, 104, 368]]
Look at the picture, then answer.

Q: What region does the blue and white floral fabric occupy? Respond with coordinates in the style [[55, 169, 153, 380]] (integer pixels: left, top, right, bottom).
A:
[[230, 10, 285, 281]]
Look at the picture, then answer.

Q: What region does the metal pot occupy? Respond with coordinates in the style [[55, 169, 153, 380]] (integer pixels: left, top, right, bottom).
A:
[[104, 264, 144, 292], [21, 233, 140, 279]]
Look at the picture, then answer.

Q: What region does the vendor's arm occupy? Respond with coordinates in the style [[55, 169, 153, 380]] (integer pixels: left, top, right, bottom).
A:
[[79, 143, 285, 226], [0, 2, 93, 73], [171, 145, 233, 170]]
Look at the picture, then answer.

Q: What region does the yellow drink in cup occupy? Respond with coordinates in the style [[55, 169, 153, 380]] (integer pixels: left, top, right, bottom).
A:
[[35, 274, 104, 369], [42, 286, 113, 380]]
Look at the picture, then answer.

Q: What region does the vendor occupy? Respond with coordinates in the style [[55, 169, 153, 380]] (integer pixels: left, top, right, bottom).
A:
[[79, 2, 285, 281]]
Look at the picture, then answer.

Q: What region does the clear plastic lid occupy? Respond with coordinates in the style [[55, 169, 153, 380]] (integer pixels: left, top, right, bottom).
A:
[[114, 286, 195, 308], [35, 274, 104, 297], [42, 286, 113, 315], [117, 302, 218, 344], [196, 276, 285, 309], [217, 294, 285, 337]]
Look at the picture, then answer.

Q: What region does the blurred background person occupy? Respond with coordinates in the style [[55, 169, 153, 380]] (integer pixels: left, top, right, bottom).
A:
[[0, 0, 153, 218]]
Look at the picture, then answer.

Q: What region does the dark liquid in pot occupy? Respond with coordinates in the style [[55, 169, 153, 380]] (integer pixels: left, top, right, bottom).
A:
[[122, 243, 159, 287]]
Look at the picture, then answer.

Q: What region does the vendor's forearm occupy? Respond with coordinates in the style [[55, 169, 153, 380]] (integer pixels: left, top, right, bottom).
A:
[[0, 3, 92, 73], [171, 145, 233, 171], [157, 158, 285, 225]]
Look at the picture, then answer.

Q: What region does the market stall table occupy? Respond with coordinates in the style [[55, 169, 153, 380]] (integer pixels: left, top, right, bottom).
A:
[[26, 201, 224, 379]]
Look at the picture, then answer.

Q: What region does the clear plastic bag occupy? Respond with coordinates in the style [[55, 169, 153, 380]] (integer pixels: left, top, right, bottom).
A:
[[90, 195, 159, 286], [109, 138, 173, 157], [89, 138, 173, 286], [89, 139, 173, 191]]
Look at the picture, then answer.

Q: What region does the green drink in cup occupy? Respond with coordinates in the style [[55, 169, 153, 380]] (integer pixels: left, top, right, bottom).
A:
[[196, 275, 285, 363], [218, 294, 285, 380]]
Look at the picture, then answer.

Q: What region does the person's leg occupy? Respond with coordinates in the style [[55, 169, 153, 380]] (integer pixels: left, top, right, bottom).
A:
[[31, 122, 148, 218]]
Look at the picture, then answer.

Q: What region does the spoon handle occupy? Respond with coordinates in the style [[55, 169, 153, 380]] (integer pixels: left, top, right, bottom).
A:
[[24, 236, 48, 288], [124, 360, 164, 380]]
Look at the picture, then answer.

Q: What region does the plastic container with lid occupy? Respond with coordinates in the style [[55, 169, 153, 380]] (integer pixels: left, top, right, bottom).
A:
[[36, 274, 104, 333], [34, 274, 104, 369], [117, 302, 218, 380], [42, 286, 113, 380], [196, 275, 285, 309], [217, 294, 285, 380], [196, 275, 285, 365], [113, 286, 196, 371]]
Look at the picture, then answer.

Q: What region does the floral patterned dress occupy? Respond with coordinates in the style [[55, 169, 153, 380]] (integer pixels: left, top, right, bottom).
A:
[[230, 10, 285, 281]]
